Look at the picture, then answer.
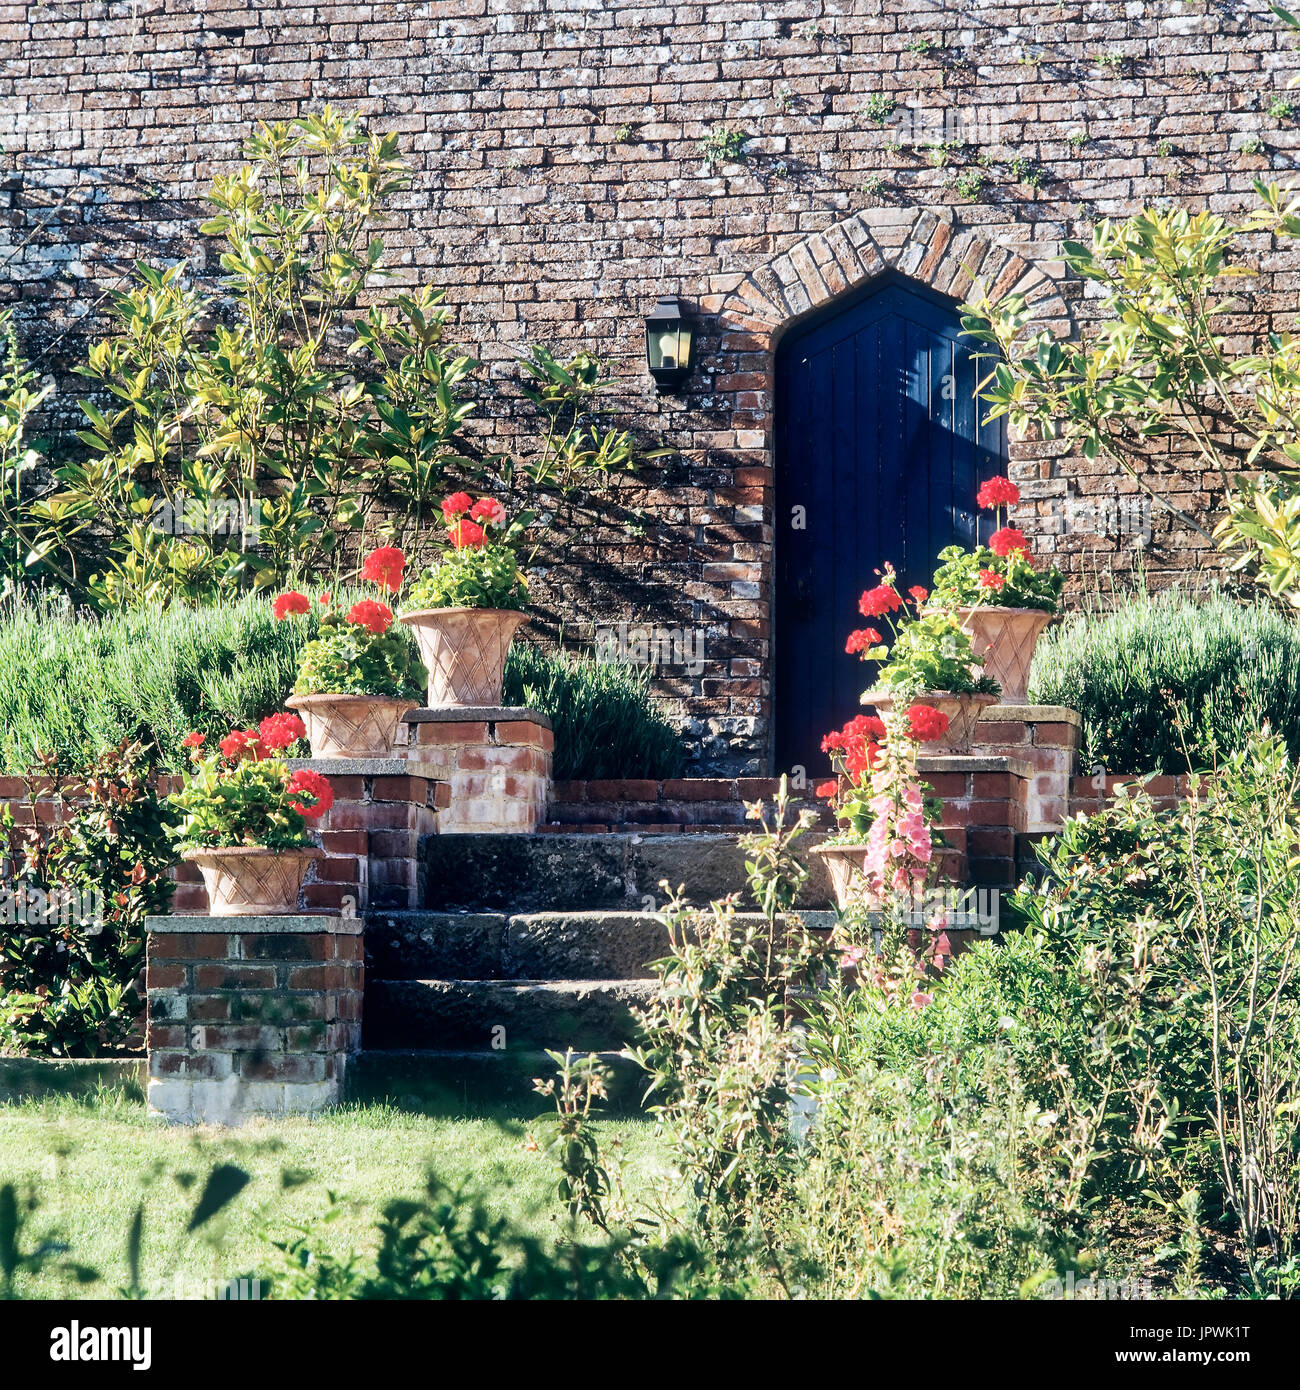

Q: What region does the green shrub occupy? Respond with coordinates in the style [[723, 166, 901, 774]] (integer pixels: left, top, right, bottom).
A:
[[0, 599, 686, 781], [1029, 588, 1300, 773], [502, 642, 685, 781], [1012, 732, 1300, 1295], [0, 593, 316, 773], [1, 741, 176, 1057]]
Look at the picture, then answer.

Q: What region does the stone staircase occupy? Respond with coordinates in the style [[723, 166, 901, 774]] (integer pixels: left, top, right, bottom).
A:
[[352, 832, 835, 1104]]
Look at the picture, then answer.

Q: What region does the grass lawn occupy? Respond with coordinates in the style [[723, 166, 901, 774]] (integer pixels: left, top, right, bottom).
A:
[[0, 1082, 670, 1299]]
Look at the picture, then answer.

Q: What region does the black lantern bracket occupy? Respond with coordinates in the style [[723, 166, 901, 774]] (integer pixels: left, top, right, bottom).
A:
[[645, 294, 695, 391]]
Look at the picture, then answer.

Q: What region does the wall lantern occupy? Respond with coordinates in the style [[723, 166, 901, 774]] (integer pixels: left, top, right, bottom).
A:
[[644, 294, 695, 391]]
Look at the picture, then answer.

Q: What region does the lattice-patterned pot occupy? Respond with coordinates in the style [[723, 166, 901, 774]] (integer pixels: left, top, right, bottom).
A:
[[286, 693, 418, 759], [866, 690, 999, 754], [399, 607, 527, 708], [181, 846, 323, 916], [955, 606, 1055, 707], [810, 842, 871, 912]]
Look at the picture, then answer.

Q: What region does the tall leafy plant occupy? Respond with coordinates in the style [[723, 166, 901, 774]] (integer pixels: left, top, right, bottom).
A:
[[960, 185, 1300, 607], [15, 109, 477, 607], [0, 310, 51, 597]]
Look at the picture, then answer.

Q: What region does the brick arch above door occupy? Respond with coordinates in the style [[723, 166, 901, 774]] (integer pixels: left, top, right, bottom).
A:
[[705, 205, 1071, 361]]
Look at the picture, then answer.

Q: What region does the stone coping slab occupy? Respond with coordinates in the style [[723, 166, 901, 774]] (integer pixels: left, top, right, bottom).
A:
[[145, 913, 363, 935], [916, 754, 1035, 779], [403, 706, 552, 730], [285, 757, 444, 778], [980, 704, 1082, 727]]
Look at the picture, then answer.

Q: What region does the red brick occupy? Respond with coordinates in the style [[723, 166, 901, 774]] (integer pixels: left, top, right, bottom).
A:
[[287, 964, 345, 990], [240, 933, 333, 961], [315, 855, 361, 883], [583, 779, 660, 801], [323, 776, 367, 800], [241, 1054, 329, 1083], [1033, 723, 1081, 749], [660, 778, 733, 800], [190, 996, 232, 1022], [494, 720, 550, 746], [194, 963, 277, 989], [320, 830, 368, 855], [975, 721, 1029, 746], [415, 721, 489, 746], [924, 773, 968, 798], [148, 933, 230, 960], [372, 776, 416, 801]]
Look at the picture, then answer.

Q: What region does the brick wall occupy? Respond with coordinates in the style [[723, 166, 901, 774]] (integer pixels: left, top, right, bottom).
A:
[[3, 0, 1296, 773], [145, 915, 364, 1123]]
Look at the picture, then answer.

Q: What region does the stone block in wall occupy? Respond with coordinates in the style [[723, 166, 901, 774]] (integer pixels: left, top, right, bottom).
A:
[[971, 705, 1081, 834], [406, 707, 553, 834], [144, 914, 363, 1126]]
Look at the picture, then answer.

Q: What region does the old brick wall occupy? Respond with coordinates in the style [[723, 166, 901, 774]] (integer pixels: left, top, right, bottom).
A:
[[3, 0, 1298, 774]]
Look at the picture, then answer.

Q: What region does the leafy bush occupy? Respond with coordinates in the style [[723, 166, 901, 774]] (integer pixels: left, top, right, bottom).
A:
[[0, 741, 175, 1056], [0, 593, 315, 773], [0, 599, 686, 781], [167, 725, 332, 850], [404, 494, 530, 612], [406, 543, 528, 611], [502, 642, 685, 781], [873, 607, 995, 697], [281, 584, 426, 699], [1012, 732, 1300, 1295], [1029, 588, 1300, 773]]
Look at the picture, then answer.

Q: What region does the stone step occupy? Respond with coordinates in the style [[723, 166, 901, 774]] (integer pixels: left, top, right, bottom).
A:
[[364, 908, 841, 981], [363, 978, 656, 1052], [419, 831, 834, 913], [365, 909, 671, 981], [347, 1048, 646, 1111]]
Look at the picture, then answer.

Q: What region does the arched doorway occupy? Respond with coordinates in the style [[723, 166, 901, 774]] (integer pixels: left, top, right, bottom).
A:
[[773, 271, 1007, 777]]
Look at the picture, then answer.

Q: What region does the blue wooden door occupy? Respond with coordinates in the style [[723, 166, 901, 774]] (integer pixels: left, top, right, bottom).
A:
[[774, 274, 1006, 777]]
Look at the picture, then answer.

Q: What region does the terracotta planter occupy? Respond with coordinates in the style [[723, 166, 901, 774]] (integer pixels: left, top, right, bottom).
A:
[[181, 846, 323, 916], [399, 607, 527, 708], [866, 689, 998, 754], [956, 605, 1055, 706], [286, 693, 418, 760], [810, 842, 871, 911]]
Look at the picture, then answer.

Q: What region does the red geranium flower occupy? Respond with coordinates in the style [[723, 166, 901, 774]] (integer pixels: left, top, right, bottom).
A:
[[319, 592, 332, 605], [859, 584, 903, 618], [218, 729, 266, 762], [441, 492, 473, 521], [360, 545, 406, 593], [258, 711, 307, 752], [181, 731, 205, 748], [989, 527, 1029, 558], [347, 600, 394, 635], [286, 767, 334, 819], [273, 591, 312, 620], [977, 476, 1020, 510], [448, 519, 487, 550], [815, 780, 839, 800], [470, 497, 507, 528], [906, 704, 951, 742], [978, 568, 1006, 590], [908, 585, 928, 602], [845, 627, 883, 654]]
